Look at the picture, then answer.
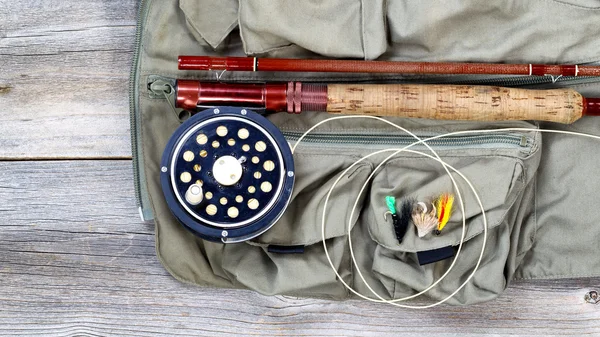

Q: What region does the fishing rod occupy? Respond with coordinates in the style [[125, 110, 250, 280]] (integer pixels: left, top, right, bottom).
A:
[[175, 80, 600, 124], [164, 57, 600, 243], [178, 55, 600, 77]]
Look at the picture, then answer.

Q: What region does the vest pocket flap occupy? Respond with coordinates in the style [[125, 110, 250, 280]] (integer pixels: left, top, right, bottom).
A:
[[367, 133, 540, 253], [179, 0, 239, 49], [248, 150, 372, 246], [238, 0, 387, 59], [385, 0, 600, 63]]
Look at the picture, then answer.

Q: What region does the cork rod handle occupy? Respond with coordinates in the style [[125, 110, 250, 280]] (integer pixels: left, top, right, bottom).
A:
[[326, 84, 585, 124]]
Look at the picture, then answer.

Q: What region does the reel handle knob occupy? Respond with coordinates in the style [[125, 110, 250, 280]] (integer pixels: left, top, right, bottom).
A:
[[185, 184, 204, 205]]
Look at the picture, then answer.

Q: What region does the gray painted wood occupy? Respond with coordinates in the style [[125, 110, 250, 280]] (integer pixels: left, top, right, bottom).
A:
[[1, 0, 599, 335], [0, 160, 599, 336], [0, 0, 136, 159]]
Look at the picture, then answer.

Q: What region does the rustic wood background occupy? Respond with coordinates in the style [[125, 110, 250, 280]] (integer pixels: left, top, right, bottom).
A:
[[0, 0, 598, 336]]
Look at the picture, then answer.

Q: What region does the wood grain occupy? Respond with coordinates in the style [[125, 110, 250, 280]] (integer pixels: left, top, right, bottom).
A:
[[1, 0, 599, 335], [0, 0, 137, 159], [0, 160, 599, 336], [326, 84, 584, 124]]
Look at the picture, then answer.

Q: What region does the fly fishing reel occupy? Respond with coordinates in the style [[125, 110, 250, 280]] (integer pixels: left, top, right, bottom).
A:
[[160, 106, 295, 243]]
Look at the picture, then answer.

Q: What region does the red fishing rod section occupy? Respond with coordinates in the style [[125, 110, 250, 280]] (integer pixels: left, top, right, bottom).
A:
[[179, 56, 600, 77], [176, 80, 600, 124]]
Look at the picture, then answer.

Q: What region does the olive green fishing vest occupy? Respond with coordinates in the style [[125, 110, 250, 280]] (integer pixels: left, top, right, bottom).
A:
[[130, 0, 600, 305]]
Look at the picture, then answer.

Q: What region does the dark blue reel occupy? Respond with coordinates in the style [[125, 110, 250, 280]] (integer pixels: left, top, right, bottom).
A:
[[160, 107, 295, 243]]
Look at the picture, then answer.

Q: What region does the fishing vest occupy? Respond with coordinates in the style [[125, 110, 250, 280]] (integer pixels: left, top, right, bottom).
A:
[[130, 0, 600, 305]]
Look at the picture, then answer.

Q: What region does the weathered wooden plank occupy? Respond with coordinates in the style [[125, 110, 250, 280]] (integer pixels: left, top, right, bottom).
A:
[[0, 0, 137, 159], [0, 160, 598, 336], [1, 0, 599, 334]]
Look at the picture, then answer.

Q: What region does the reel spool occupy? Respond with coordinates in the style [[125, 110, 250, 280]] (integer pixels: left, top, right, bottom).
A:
[[160, 106, 295, 243]]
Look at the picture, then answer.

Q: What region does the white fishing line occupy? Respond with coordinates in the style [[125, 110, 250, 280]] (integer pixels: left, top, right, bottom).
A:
[[291, 115, 600, 308], [293, 116, 479, 308]]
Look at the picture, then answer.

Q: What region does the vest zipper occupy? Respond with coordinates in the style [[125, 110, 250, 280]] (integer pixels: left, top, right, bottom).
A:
[[130, 0, 154, 222], [281, 131, 532, 151]]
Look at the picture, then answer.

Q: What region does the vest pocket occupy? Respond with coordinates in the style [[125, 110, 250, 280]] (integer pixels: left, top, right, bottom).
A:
[[357, 128, 541, 304], [220, 150, 373, 298]]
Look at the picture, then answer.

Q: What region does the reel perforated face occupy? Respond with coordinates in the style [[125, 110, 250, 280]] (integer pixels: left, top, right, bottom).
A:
[[160, 107, 295, 243]]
